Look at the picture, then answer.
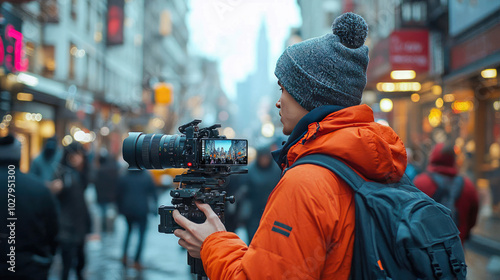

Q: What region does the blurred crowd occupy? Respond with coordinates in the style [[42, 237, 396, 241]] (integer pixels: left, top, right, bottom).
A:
[[0, 131, 492, 279]]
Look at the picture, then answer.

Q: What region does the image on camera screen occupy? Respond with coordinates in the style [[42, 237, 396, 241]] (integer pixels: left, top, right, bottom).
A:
[[200, 139, 248, 165]]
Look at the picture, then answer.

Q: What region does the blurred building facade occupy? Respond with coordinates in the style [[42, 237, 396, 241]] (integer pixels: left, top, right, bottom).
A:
[[293, 0, 500, 276], [351, 0, 500, 214], [353, 0, 500, 266], [0, 0, 144, 170], [141, 0, 190, 134], [0, 0, 231, 173], [179, 57, 230, 129], [236, 21, 276, 141]]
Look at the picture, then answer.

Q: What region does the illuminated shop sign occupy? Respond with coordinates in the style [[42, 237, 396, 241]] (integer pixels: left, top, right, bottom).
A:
[[107, 0, 124, 46], [0, 8, 28, 73], [0, 24, 29, 72], [452, 101, 474, 114], [390, 30, 429, 72]]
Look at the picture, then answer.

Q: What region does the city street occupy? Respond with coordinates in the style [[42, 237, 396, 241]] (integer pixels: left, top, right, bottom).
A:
[[44, 184, 500, 280], [1, 1, 500, 279], [49, 188, 194, 280]]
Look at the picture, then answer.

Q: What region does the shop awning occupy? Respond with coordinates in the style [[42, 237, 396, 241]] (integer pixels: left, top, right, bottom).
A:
[[444, 22, 500, 83]]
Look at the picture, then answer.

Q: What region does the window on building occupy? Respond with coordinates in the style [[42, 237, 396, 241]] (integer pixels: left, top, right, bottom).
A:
[[96, 61, 102, 90], [400, 0, 427, 26], [42, 45, 55, 78], [41, 0, 59, 23], [86, 54, 91, 89], [69, 43, 76, 80], [71, 0, 78, 21], [25, 42, 36, 74], [87, 0, 92, 32]]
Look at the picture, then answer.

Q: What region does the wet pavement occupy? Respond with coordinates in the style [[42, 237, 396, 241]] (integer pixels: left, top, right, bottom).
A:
[[464, 215, 500, 280], [48, 188, 194, 280]]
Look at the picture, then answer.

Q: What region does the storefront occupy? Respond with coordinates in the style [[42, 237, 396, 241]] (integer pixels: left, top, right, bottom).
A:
[[445, 8, 500, 213], [367, 28, 433, 149]]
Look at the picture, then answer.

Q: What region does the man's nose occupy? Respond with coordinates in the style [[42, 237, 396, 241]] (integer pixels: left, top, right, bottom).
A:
[[276, 99, 281, 108]]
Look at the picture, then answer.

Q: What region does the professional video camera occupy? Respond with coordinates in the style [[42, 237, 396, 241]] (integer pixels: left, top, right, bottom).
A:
[[122, 119, 248, 279]]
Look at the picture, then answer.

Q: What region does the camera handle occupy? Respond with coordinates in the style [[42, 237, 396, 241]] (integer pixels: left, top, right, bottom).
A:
[[169, 170, 241, 279], [189, 255, 207, 280]]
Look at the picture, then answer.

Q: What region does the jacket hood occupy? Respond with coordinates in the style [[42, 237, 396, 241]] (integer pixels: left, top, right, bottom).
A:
[[286, 104, 407, 183], [427, 142, 458, 176]]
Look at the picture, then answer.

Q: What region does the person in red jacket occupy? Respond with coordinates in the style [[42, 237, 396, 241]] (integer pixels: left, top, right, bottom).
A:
[[413, 142, 479, 245], [172, 12, 407, 279]]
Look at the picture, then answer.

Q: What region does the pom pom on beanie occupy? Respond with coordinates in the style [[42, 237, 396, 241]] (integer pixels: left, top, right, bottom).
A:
[[332, 12, 368, 49]]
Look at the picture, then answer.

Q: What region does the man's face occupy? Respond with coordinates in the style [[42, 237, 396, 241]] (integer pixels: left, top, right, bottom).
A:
[[276, 82, 309, 135]]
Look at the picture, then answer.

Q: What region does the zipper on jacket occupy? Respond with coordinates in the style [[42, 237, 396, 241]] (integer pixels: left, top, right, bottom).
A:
[[312, 122, 320, 139]]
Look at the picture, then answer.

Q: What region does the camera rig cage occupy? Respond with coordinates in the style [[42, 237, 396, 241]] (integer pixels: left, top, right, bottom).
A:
[[156, 120, 247, 279]]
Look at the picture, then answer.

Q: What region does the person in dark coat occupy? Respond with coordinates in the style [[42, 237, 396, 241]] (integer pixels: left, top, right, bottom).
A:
[[246, 145, 281, 242], [30, 136, 61, 186], [413, 142, 479, 245], [0, 134, 59, 280], [52, 142, 91, 280], [94, 149, 119, 233], [223, 166, 250, 234], [117, 169, 157, 270]]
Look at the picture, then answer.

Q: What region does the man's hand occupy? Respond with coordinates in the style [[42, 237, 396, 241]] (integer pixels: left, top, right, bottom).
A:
[[173, 201, 226, 259]]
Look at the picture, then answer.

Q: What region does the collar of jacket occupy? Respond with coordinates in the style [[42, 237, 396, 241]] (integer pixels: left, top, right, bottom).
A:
[[272, 105, 345, 169]]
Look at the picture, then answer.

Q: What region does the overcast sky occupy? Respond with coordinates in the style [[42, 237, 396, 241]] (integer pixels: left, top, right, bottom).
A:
[[187, 0, 302, 100]]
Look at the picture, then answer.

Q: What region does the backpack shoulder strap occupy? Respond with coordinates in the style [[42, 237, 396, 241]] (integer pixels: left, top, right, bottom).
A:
[[285, 154, 365, 191], [448, 176, 465, 203], [429, 172, 464, 202]]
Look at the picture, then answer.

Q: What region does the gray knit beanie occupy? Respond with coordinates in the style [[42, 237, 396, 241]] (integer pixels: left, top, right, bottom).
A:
[[275, 12, 369, 111]]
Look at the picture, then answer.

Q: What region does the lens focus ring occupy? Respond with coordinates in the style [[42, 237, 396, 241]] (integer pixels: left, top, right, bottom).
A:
[[141, 134, 153, 169], [150, 134, 162, 169]]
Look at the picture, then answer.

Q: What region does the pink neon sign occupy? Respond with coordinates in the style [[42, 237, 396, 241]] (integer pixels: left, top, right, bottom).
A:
[[0, 24, 29, 72]]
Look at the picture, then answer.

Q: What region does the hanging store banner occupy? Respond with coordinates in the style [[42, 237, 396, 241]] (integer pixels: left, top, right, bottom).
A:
[[389, 30, 429, 72], [107, 0, 124, 46]]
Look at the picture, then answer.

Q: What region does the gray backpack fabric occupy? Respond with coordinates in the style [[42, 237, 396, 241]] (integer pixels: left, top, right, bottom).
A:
[[287, 154, 467, 279], [428, 172, 464, 227]]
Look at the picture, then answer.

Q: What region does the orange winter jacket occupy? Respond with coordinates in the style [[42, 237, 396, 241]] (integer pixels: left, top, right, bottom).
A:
[[200, 104, 407, 279]]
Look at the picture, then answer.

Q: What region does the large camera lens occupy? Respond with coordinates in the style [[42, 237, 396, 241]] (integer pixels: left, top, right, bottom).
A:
[[122, 132, 186, 170]]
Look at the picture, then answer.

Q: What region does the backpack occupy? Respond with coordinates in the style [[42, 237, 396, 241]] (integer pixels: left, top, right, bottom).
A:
[[428, 172, 464, 228], [287, 154, 467, 280]]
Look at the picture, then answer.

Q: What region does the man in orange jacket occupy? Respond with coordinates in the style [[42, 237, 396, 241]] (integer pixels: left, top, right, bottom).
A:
[[173, 12, 407, 279]]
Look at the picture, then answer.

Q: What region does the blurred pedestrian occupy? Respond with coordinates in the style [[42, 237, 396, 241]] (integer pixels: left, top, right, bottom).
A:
[[413, 142, 479, 245], [117, 169, 158, 270], [246, 144, 281, 242], [94, 148, 119, 234], [404, 147, 421, 181], [223, 166, 249, 234], [30, 136, 61, 187], [52, 142, 91, 280], [0, 134, 59, 280]]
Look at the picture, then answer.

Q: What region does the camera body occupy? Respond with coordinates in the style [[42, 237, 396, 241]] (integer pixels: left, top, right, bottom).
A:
[[158, 188, 234, 233], [123, 119, 247, 170]]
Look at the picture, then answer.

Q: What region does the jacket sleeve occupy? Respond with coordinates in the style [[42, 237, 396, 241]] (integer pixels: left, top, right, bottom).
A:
[[201, 165, 351, 279]]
